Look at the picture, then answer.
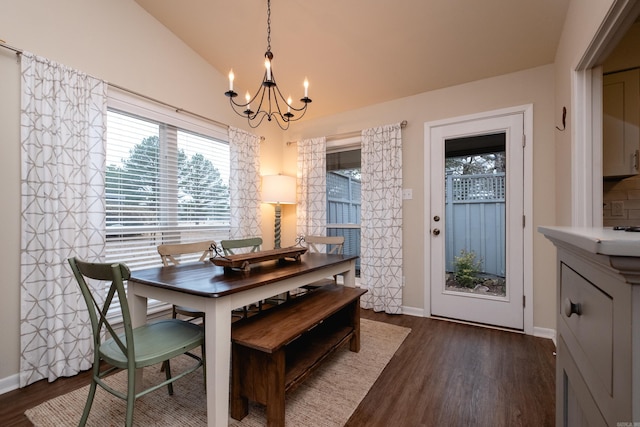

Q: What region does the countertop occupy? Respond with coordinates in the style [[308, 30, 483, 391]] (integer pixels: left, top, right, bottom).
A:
[[538, 226, 640, 257]]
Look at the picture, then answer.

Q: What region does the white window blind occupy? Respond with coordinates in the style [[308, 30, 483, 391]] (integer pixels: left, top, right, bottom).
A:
[[104, 90, 231, 317], [105, 109, 231, 271]]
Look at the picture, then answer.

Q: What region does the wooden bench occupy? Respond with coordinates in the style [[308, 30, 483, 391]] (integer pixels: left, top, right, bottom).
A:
[[230, 284, 367, 427]]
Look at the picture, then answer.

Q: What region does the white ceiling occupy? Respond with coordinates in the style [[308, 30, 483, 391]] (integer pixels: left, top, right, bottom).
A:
[[134, 0, 570, 122]]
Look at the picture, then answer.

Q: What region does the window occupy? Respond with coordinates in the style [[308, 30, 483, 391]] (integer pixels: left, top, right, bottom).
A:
[[105, 91, 231, 273], [326, 149, 361, 275]]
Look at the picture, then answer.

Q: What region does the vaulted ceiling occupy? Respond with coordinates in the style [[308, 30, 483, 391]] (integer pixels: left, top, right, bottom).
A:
[[134, 0, 570, 121]]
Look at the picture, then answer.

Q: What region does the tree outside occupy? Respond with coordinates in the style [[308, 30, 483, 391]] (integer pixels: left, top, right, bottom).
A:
[[106, 135, 229, 227]]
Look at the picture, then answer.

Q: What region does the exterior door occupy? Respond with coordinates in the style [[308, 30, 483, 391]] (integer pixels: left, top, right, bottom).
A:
[[428, 112, 524, 329]]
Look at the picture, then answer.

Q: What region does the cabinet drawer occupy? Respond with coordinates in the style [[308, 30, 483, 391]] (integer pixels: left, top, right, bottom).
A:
[[560, 263, 613, 395]]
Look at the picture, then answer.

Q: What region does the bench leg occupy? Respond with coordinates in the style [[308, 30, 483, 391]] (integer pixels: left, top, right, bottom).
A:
[[349, 300, 361, 352], [266, 349, 286, 427], [230, 343, 249, 420]]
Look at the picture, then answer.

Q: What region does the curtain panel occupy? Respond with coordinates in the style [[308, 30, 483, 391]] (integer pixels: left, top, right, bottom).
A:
[[228, 127, 261, 239], [360, 123, 403, 314], [20, 52, 107, 386], [296, 137, 327, 239]]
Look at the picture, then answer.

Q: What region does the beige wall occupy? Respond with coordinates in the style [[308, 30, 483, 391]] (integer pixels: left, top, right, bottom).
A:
[[0, 41, 22, 385], [0, 0, 622, 389], [285, 65, 558, 333]]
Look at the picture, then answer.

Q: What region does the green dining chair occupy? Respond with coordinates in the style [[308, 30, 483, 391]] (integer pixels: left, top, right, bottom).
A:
[[220, 237, 263, 256], [68, 257, 204, 427]]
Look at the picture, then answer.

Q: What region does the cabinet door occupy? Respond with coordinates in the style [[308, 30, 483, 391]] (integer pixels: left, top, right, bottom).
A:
[[558, 338, 608, 427], [603, 68, 640, 177]]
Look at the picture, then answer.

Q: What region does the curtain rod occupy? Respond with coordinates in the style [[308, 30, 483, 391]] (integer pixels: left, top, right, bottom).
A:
[[0, 40, 21, 55], [108, 82, 233, 132], [286, 120, 407, 145], [0, 41, 266, 141]]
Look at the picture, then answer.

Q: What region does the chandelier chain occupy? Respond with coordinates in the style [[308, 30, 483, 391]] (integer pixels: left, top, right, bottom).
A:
[[266, 0, 271, 53]]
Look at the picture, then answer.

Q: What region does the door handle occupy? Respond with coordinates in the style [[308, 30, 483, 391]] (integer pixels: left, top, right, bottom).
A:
[[432, 228, 440, 236]]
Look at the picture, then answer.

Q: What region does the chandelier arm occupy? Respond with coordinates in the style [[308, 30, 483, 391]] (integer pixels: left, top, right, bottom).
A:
[[229, 70, 271, 110], [228, 98, 254, 119], [269, 112, 291, 130], [247, 111, 269, 128], [252, 85, 269, 120], [272, 83, 309, 114]]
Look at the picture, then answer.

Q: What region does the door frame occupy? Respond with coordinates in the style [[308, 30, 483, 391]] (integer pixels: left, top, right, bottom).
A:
[[572, 0, 640, 227], [424, 104, 533, 335]]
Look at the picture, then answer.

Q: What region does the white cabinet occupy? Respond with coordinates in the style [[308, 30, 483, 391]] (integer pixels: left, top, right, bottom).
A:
[[603, 68, 640, 177], [539, 227, 640, 426]]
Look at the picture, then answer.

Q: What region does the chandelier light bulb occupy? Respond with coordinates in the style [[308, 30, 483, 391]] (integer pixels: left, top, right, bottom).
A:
[[265, 58, 271, 81], [287, 96, 292, 113], [303, 78, 309, 98], [228, 69, 234, 91]]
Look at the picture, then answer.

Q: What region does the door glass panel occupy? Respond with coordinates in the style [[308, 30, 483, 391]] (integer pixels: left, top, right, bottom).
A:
[[444, 133, 506, 298]]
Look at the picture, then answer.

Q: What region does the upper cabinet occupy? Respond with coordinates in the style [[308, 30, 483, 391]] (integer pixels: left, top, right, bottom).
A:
[[603, 68, 640, 177]]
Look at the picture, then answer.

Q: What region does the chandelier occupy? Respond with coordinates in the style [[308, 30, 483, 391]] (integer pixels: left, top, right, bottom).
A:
[[224, 0, 312, 130]]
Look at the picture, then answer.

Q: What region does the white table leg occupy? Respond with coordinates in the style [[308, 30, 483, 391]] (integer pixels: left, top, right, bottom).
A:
[[343, 259, 357, 287], [128, 283, 147, 392], [205, 297, 232, 427]]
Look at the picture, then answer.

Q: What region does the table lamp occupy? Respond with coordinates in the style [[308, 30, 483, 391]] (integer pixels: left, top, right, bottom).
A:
[[262, 175, 297, 248]]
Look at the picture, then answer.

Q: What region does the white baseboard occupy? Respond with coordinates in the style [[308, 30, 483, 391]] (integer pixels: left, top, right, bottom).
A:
[[402, 305, 556, 344], [533, 326, 557, 346], [0, 373, 19, 395], [400, 305, 424, 317]]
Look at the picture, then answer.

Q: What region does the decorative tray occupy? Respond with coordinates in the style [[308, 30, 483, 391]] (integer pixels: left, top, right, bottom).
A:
[[210, 246, 307, 272]]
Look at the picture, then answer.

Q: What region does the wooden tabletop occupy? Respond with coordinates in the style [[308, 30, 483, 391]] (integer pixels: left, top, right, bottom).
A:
[[129, 253, 358, 298]]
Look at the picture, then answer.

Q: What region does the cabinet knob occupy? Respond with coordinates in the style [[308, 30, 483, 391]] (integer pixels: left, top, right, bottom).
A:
[[432, 228, 440, 236], [563, 298, 582, 317]]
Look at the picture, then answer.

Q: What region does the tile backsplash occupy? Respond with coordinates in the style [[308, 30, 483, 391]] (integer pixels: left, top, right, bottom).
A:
[[603, 174, 640, 226]]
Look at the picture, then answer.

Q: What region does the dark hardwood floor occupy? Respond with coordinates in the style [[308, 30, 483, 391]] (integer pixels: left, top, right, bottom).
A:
[[0, 310, 556, 427], [350, 310, 556, 427]]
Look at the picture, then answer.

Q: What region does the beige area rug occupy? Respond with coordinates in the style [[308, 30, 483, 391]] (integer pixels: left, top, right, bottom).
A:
[[26, 319, 410, 427]]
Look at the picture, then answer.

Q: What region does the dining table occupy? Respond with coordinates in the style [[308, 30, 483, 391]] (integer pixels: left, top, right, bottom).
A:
[[127, 251, 358, 427]]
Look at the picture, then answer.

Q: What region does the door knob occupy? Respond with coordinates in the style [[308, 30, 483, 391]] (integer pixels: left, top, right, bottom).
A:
[[432, 228, 440, 236]]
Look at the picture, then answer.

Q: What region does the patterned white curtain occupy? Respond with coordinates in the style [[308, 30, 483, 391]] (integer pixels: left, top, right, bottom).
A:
[[20, 52, 107, 386], [360, 123, 403, 314], [296, 137, 327, 238], [229, 127, 261, 238]]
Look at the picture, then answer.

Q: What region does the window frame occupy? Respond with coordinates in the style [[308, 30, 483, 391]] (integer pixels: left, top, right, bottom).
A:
[[106, 88, 231, 318]]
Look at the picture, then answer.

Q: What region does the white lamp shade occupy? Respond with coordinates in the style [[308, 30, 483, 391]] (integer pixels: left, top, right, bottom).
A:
[[262, 175, 297, 204]]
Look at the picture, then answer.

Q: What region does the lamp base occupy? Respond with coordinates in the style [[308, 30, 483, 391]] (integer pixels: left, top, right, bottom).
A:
[[274, 203, 282, 249]]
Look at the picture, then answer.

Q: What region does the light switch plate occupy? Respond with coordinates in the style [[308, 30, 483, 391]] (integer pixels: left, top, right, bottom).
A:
[[402, 189, 413, 200]]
